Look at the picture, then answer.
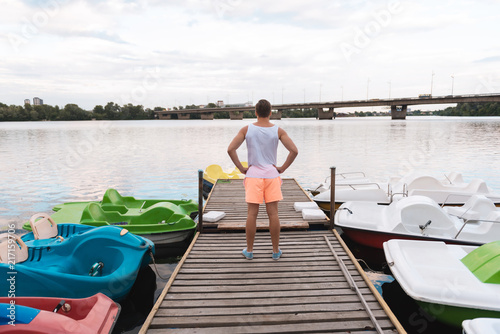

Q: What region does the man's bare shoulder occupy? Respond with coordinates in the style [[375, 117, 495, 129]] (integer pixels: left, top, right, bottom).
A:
[[240, 125, 249, 135], [278, 127, 288, 137]]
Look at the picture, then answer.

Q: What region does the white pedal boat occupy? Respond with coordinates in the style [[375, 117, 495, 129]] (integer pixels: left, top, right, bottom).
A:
[[334, 195, 500, 249], [313, 172, 500, 213], [384, 239, 500, 328], [463, 318, 500, 334]]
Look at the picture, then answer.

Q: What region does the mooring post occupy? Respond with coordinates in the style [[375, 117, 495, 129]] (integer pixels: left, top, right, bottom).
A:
[[330, 166, 336, 230], [198, 169, 204, 233]]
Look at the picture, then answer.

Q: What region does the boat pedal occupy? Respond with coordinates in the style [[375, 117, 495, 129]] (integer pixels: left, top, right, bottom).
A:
[[419, 220, 432, 232], [53, 300, 66, 313], [89, 261, 104, 276], [338, 207, 353, 214]]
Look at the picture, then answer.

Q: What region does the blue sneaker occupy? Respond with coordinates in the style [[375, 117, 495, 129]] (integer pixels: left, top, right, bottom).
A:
[[242, 248, 253, 260], [272, 249, 282, 260]]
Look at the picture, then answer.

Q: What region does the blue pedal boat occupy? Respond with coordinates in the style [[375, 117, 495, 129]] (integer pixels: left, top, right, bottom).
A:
[[1, 215, 154, 301]]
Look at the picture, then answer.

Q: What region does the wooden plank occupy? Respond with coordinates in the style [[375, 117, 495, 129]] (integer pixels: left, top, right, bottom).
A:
[[167, 282, 365, 293], [172, 270, 352, 279], [148, 319, 397, 334], [151, 310, 389, 327], [179, 261, 359, 270], [161, 294, 378, 308], [176, 265, 358, 274], [155, 301, 384, 317], [163, 288, 373, 300], [171, 275, 365, 286], [217, 221, 309, 230], [178, 262, 358, 269]]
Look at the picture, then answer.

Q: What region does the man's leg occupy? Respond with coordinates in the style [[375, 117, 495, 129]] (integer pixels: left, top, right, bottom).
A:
[[265, 201, 280, 253], [246, 203, 259, 251]]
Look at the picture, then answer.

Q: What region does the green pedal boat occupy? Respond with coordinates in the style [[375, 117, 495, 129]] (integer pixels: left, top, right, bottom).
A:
[[23, 189, 199, 248]]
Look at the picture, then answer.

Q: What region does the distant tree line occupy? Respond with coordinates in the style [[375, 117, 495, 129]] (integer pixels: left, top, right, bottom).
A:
[[0, 102, 157, 121], [4, 100, 497, 122], [435, 102, 500, 116]]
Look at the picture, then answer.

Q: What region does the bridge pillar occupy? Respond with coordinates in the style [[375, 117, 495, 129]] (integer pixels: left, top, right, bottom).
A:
[[201, 112, 214, 120], [229, 110, 243, 120], [158, 113, 171, 120], [391, 105, 407, 120], [318, 107, 334, 120], [270, 109, 282, 120], [177, 113, 190, 120]]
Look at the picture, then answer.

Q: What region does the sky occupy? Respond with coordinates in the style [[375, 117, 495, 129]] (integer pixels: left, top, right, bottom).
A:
[[1, 0, 500, 111]]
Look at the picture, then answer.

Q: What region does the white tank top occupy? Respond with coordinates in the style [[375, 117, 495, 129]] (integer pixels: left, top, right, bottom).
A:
[[245, 124, 280, 178]]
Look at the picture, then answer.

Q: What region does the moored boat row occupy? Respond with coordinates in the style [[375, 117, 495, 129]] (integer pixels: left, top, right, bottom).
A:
[[309, 170, 500, 331], [313, 171, 500, 214], [1, 188, 200, 333]]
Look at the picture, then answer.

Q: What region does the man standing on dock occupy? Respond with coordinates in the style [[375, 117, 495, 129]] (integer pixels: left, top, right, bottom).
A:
[[227, 99, 298, 260]]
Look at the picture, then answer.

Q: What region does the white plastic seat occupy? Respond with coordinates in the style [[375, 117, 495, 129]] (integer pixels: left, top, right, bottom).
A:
[[445, 195, 497, 221], [464, 179, 490, 193], [294, 202, 319, 212], [0, 234, 28, 264], [302, 209, 327, 220], [29, 213, 58, 240], [203, 211, 226, 222], [445, 172, 464, 184]]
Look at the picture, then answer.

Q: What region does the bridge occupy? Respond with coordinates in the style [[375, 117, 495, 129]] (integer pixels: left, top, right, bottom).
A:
[[155, 93, 500, 120]]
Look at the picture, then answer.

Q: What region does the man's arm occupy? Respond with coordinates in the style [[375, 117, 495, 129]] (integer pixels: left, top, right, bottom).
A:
[[276, 128, 298, 174], [227, 126, 249, 174]]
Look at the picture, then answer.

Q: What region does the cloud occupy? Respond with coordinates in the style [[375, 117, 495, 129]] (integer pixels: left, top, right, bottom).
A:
[[1, 0, 500, 110], [475, 56, 500, 63], [56, 28, 129, 44]]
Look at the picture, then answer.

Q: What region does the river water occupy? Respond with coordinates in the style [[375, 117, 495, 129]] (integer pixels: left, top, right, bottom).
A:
[[1, 116, 499, 332], [1, 116, 499, 226]]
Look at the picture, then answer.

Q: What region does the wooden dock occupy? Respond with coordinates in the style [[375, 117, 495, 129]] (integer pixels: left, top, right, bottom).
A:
[[203, 178, 328, 231], [140, 178, 405, 333]]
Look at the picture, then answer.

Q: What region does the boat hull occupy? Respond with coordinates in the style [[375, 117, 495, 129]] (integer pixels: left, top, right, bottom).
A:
[[340, 226, 483, 250], [0, 293, 120, 333], [2, 226, 153, 301], [202, 179, 214, 199], [140, 228, 195, 246], [315, 200, 343, 213], [416, 300, 500, 328]]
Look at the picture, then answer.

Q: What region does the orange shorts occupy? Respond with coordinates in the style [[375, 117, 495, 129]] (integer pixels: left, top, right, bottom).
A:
[[244, 177, 283, 204]]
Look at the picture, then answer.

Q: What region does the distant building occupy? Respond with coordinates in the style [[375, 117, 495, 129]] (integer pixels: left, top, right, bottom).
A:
[[217, 100, 224, 107], [33, 97, 43, 105], [24, 99, 31, 105]]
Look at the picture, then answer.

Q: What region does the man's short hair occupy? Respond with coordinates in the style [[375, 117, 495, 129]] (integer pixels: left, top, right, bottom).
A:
[[255, 99, 272, 118]]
